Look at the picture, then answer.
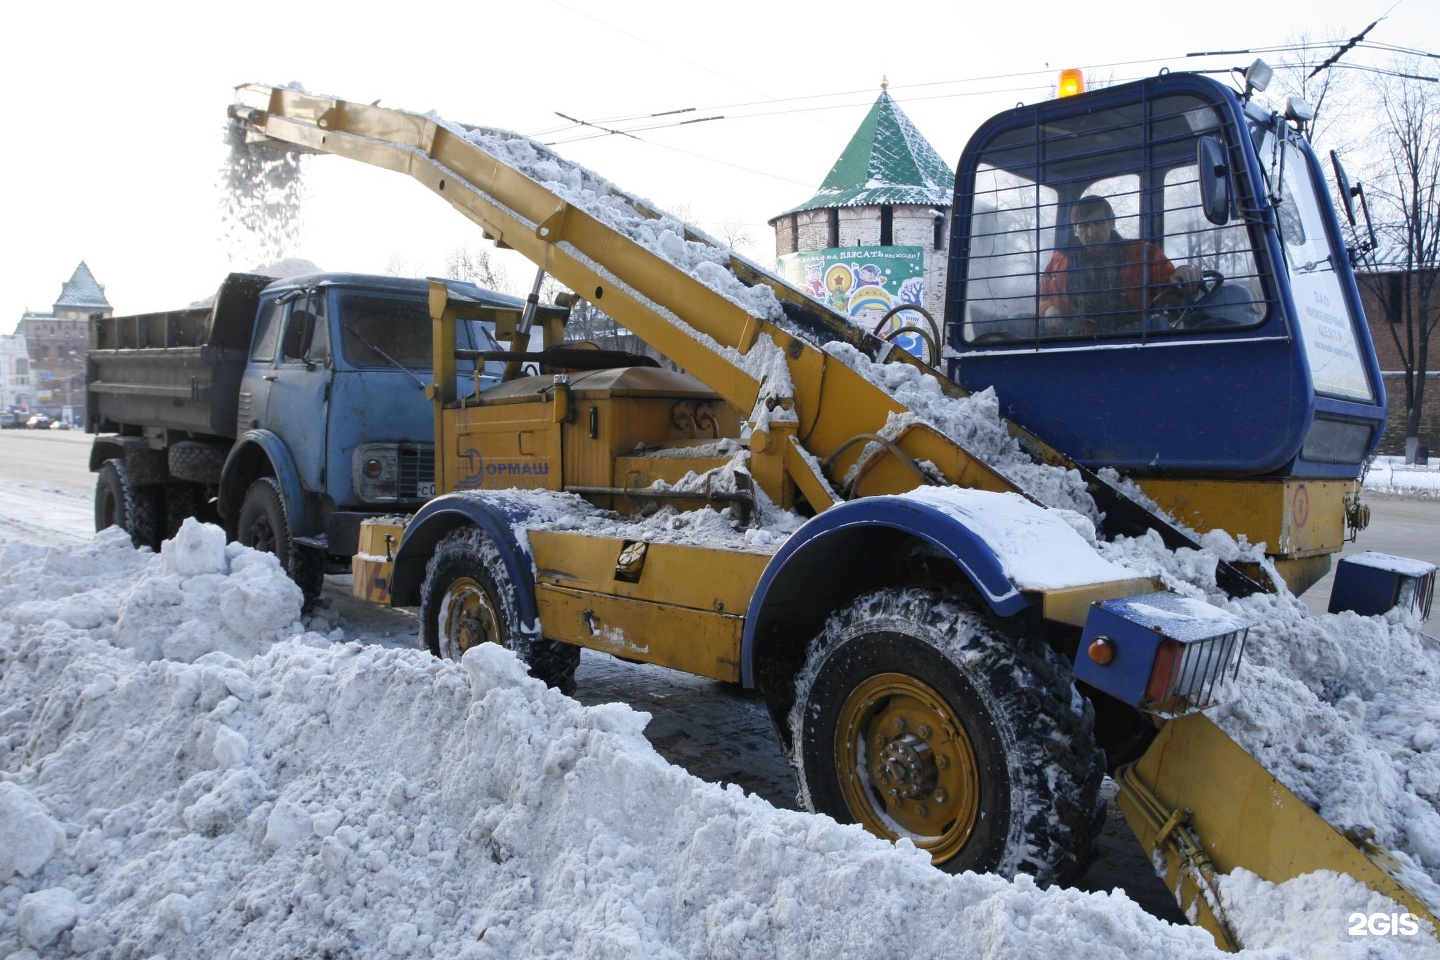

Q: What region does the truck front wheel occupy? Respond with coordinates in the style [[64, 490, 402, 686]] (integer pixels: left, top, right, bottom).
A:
[[789, 587, 1103, 886], [95, 459, 161, 551], [421, 527, 579, 695], [236, 477, 324, 607]]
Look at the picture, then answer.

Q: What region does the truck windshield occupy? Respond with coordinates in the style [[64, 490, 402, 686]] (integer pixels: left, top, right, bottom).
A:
[[961, 91, 1266, 344], [335, 292, 505, 385], [338, 294, 433, 369], [1258, 129, 1375, 402]]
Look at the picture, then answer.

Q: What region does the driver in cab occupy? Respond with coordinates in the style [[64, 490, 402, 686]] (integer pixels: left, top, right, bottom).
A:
[[1040, 195, 1200, 335]]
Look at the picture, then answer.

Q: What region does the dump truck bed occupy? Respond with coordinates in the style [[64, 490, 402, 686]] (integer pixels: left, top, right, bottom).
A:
[[86, 272, 274, 439]]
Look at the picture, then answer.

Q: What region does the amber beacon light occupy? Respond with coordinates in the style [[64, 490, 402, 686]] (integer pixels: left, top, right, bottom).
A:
[[1057, 68, 1085, 97]]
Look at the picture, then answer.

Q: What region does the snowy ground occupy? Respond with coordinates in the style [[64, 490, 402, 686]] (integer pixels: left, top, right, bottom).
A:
[[1365, 456, 1440, 499], [1, 433, 1439, 957]]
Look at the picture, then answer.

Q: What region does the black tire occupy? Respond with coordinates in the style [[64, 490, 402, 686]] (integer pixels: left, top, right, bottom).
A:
[[95, 459, 162, 551], [236, 477, 323, 608], [161, 481, 208, 541], [420, 527, 579, 695], [168, 441, 228, 485], [789, 587, 1103, 886]]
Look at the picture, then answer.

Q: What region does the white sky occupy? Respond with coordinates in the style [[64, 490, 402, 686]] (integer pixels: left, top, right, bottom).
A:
[[2, 0, 1435, 326]]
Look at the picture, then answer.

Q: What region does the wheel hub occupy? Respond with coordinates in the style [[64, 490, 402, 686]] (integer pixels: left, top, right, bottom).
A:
[[835, 672, 981, 862], [444, 577, 499, 656], [872, 731, 938, 800]]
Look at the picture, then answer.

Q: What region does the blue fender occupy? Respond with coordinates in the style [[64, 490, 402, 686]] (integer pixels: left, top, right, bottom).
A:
[[220, 430, 317, 536], [386, 492, 546, 624], [740, 495, 1031, 687]]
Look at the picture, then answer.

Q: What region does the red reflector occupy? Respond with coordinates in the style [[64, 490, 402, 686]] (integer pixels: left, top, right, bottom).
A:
[[1145, 639, 1179, 704]]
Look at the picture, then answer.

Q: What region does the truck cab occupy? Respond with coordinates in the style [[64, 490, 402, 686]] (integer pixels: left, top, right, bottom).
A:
[[88, 271, 524, 604], [225, 273, 520, 579]]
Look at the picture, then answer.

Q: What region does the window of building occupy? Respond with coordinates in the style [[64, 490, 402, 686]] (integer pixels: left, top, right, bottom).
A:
[[880, 206, 893, 246]]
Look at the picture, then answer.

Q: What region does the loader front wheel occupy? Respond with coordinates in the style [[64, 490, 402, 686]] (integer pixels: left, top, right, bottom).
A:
[[790, 587, 1103, 885], [420, 527, 579, 695]]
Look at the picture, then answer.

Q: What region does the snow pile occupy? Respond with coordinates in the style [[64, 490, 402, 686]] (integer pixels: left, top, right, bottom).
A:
[[0, 521, 304, 664], [2, 531, 1438, 955], [1366, 457, 1440, 498], [0, 529, 1249, 959]]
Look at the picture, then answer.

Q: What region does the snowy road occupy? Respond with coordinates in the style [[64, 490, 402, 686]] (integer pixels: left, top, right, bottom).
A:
[[3, 428, 1436, 928]]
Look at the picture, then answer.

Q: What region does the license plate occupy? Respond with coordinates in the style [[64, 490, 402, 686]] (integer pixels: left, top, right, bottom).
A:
[[415, 482, 437, 498]]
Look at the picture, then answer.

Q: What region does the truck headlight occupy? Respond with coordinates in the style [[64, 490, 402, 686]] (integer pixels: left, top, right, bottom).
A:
[[353, 444, 401, 502]]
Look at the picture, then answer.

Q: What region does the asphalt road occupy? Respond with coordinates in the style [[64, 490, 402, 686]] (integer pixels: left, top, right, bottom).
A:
[[3, 426, 1435, 924]]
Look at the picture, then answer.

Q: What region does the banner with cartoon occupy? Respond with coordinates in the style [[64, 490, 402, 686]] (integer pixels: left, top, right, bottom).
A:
[[778, 246, 928, 356]]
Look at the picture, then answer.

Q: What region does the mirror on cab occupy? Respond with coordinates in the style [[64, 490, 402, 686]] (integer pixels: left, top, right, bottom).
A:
[[1198, 136, 1232, 226]]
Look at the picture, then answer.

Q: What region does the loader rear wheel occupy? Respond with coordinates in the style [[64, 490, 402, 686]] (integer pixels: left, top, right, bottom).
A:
[[236, 477, 323, 608], [421, 527, 579, 695], [790, 587, 1103, 885], [95, 458, 162, 551]]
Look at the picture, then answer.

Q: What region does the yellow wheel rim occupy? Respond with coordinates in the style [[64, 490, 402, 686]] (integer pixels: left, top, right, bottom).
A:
[[441, 575, 500, 657], [834, 671, 981, 864]]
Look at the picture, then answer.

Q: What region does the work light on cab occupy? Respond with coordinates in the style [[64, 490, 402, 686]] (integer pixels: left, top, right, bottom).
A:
[[1057, 69, 1085, 97]]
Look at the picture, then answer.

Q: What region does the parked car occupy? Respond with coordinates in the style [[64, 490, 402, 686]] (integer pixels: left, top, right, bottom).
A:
[[26, 414, 52, 429], [0, 412, 17, 429]]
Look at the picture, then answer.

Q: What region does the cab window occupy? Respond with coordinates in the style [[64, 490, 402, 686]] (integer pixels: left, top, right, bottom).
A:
[[961, 93, 1266, 345]]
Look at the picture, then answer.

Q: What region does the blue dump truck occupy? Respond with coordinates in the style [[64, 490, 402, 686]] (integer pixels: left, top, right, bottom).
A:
[[85, 270, 548, 604]]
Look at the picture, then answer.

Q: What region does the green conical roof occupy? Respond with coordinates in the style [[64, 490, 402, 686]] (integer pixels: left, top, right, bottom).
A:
[[55, 261, 110, 310], [775, 90, 954, 218]]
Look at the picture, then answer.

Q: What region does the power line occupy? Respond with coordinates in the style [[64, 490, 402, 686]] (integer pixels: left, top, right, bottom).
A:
[[1309, 19, 1383, 79]]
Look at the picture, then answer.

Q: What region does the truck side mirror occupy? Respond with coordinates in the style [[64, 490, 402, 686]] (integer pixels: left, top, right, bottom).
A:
[[1198, 136, 1232, 226]]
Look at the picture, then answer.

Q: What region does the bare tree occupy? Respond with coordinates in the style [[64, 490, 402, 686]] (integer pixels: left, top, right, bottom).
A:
[[711, 219, 754, 254], [1269, 31, 1364, 152], [444, 245, 513, 292], [1357, 59, 1440, 462], [382, 252, 423, 278]]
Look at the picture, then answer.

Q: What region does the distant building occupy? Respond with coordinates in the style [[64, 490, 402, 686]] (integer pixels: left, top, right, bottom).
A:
[[12, 261, 111, 422], [1353, 244, 1439, 460], [0, 331, 29, 413], [770, 83, 953, 357]]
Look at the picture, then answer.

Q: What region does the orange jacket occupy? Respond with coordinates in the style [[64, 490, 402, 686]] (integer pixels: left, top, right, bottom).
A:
[[1040, 239, 1176, 318]]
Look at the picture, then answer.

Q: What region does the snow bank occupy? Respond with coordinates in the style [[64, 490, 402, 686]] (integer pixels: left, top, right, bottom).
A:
[[0, 525, 1243, 959], [0, 521, 304, 663], [1365, 457, 1440, 498]]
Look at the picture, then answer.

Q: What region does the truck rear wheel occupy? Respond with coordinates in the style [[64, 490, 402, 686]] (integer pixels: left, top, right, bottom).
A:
[[95, 459, 162, 551], [236, 477, 324, 607], [162, 480, 218, 540], [789, 587, 1103, 886], [421, 527, 579, 695]]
